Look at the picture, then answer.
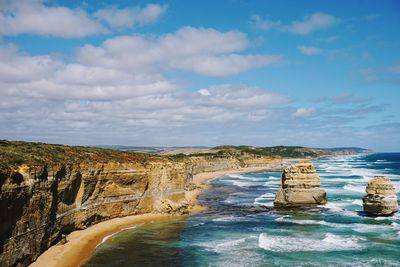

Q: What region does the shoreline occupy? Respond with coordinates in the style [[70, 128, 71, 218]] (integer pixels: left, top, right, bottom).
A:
[[29, 163, 284, 267]]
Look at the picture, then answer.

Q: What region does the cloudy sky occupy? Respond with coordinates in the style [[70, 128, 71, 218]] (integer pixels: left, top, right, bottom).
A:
[[0, 0, 399, 151]]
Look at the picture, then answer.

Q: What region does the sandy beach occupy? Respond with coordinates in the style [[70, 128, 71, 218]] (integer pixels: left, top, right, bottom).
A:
[[29, 164, 283, 267]]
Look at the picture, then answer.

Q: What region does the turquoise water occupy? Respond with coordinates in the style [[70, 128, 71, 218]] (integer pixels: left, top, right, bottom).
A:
[[85, 154, 400, 266]]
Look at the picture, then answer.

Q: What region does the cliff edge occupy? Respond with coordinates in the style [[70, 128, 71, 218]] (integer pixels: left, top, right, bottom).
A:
[[0, 141, 279, 267]]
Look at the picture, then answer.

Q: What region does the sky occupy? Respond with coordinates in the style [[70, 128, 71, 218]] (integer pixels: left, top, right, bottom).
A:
[[0, 0, 400, 151]]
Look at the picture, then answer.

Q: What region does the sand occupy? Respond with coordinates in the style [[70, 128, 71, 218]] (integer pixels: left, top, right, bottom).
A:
[[29, 164, 284, 267]]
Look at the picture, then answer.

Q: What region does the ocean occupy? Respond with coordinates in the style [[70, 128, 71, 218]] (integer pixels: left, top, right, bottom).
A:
[[84, 153, 400, 267]]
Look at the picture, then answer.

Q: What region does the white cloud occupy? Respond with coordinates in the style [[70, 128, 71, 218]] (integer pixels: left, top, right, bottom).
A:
[[94, 4, 167, 29], [0, 44, 62, 82], [196, 84, 290, 109], [171, 54, 282, 77], [297, 46, 322, 56], [288, 12, 338, 35], [0, 0, 105, 38], [292, 107, 316, 118], [250, 15, 280, 31], [0, 1, 167, 38], [77, 26, 282, 77], [0, 43, 290, 141], [198, 89, 211, 96], [250, 12, 339, 35]]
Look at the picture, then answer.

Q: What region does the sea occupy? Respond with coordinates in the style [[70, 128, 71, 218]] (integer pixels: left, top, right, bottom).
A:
[[84, 153, 400, 267]]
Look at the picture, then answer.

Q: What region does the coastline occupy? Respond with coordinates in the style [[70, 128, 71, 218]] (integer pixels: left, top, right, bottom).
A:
[[29, 163, 284, 267]]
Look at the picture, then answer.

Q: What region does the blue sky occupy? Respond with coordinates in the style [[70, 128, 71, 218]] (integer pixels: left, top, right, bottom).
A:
[[0, 0, 399, 151]]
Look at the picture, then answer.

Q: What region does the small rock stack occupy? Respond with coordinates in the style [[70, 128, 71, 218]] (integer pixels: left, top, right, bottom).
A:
[[363, 176, 398, 216], [274, 160, 327, 206]]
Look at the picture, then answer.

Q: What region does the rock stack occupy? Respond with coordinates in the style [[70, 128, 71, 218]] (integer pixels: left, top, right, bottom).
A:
[[362, 176, 398, 216], [274, 160, 327, 206]]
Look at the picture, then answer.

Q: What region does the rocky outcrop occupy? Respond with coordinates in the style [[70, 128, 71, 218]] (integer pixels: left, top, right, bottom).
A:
[[363, 176, 398, 216], [0, 154, 279, 267], [274, 160, 327, 206]]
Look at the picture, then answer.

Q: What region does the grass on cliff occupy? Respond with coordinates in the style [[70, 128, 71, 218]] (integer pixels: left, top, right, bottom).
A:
[[0, 140, 153, 169], [210, 145, 322, 158], [0, 140, 370, 170]]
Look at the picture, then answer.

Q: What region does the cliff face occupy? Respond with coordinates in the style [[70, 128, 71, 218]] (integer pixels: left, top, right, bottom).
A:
[[0, 153, 277, 267], [0, 159, 191, 267], [274, 160, 327, 206]]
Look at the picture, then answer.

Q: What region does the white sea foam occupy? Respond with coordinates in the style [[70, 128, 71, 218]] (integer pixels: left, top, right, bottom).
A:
[[274, 217, 346, 228], [343, 184, 366, 193], [214, 238, 247, 251], [228, 174, 246, 179], [258, 233, 363, 252], [351, 199, 363, 206], [96, 226, 137, 247], [254, 192, 275, 205], [254, 200, 274, 207], [275, 216, 399, 233], [264, 180, 279, 186], [320, 202, 361, 217], [374, 216, 390, 221], [353, 223, 400, 233], [198, 236, 254, 254], [99, 233, 115, 246], [324, 188, 345, 194], [224, 179, 262, 187], [349, 168, 377, 179], [212, 216, 252, 222], [322, 201, 348, 210], [212, 216, 237, 222]]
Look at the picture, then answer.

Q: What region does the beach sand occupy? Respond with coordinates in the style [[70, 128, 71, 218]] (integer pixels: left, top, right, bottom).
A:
[[29, 164, 283, 267]]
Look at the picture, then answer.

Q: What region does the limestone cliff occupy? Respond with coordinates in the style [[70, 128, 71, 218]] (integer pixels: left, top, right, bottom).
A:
[[0, 160, 192, 267], [274, 160, 327, 206], [0, 141, 278, 267], [362, 176, 398, 216]]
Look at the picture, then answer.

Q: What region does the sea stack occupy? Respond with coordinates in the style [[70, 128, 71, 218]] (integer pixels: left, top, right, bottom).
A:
[[274, 160, 327, 206], [362, 176, 398, 216]]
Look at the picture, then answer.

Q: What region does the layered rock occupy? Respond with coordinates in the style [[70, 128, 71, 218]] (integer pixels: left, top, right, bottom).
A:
[[362, 176, 398, 216], [0, 160, 190, 267], [0, 153, 279, 267], [274, 160, 327, 206]]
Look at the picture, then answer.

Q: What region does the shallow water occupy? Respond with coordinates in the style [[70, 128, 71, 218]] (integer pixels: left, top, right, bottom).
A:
[[85, 153, 400, 267]]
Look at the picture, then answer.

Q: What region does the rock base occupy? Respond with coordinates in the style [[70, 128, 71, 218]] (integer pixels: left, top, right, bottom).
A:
[[274, 188, 327, 206]]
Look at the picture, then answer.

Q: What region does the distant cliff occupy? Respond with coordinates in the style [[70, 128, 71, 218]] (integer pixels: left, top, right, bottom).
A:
[[209, 145, 373, 158], [0, 141, 279, 267]]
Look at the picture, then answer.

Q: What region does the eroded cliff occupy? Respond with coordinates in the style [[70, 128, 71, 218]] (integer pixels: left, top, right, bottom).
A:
[[0, 141, 279, 267], [0, 160, 192, 267]]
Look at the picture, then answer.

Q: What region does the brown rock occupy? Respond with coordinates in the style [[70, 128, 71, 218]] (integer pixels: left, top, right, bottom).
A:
[[274, 160, 327, 206], [0, 154, 281, 267], [363, 176, 398, 216]]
